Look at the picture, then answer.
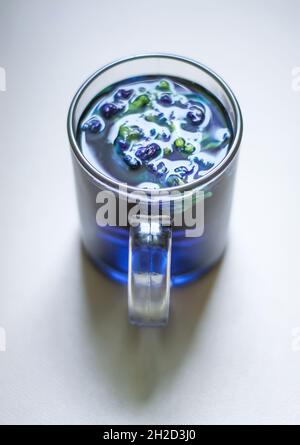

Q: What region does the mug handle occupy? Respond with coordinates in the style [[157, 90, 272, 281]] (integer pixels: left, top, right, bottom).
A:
[[128, 214, 172, 326]]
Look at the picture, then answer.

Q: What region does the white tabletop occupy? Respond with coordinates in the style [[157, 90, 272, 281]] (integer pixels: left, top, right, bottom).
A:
[[0, 0, 300, 425]]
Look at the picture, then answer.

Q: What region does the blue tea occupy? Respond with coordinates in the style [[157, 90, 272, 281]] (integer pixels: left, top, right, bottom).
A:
[[74, 76, 237, 285], [78, 76, 232, 189]]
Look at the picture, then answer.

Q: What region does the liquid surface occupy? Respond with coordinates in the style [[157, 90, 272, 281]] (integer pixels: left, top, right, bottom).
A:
[[78, 76, 233, 189]]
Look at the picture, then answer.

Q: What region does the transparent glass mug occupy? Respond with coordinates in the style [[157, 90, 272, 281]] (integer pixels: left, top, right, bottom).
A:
[[67, 54, 243, 326]]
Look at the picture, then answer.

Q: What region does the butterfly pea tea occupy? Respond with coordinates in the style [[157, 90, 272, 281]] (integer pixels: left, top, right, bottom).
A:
[[68, 55, 242, 325], [78, 76, 232, 189]]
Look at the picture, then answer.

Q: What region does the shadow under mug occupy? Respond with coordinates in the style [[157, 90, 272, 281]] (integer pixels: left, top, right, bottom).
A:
[[67, 54, 243, 327]]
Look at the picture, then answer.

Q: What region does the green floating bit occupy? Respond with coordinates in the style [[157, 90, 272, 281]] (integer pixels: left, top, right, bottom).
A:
[[128, 94, 150, 113], [201, 131, 229, 151], [157, 80, 170, 91], [144, 113, 174, 132], [169, 122, 176, 132], [183, 143, 195, 154], [202, 139, 223, 151], [174, 139, 195, 155], [174, 137, 185, 149], [118, 124, 144, 142], [166, 174, 185, 187], [164, 146, 172, 156], [144, 114, 156, 123]]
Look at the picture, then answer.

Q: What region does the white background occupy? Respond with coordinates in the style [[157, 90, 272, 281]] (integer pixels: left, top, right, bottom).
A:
[[0, 0, 300, 425]]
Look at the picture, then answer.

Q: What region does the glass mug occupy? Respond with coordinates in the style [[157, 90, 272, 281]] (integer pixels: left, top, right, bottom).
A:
[[67, 54, 243, 326]]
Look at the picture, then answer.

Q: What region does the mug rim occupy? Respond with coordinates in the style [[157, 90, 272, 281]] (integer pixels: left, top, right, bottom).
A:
[[67, 53, 243, 196]]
